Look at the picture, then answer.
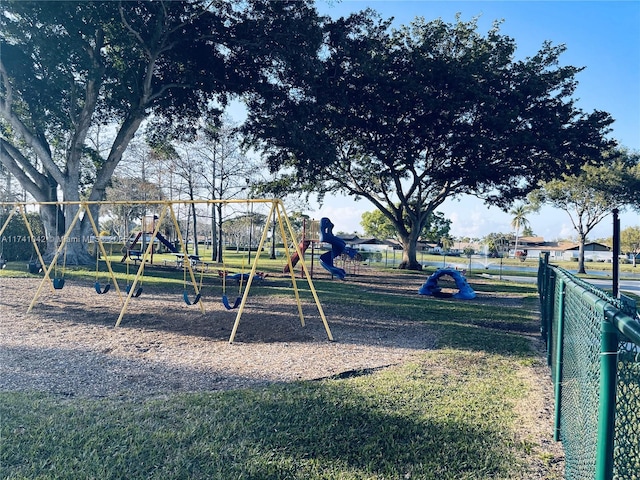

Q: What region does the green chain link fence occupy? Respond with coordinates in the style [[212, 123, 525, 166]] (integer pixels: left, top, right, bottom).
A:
[[538, 253, 640, 480]]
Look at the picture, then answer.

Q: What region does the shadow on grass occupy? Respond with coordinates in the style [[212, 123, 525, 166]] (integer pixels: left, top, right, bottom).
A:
[[0, 377, 520, 479]]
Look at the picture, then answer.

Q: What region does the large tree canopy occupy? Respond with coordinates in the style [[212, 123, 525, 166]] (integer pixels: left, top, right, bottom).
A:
[[0, 0, 322, 262], [243, 12, 615, 269]]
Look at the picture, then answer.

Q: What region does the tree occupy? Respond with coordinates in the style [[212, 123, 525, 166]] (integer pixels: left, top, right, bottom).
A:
[[440, 235, 454, 253], [530, 163, 623, 274], [621, 226, 640, 267], [192, 118, 258, 263], [483, 233, 511, 258], [104, 176, 164, 240], [361, 208, 450, 243], [590, 149, 640, 211], [509, 203, 532, 257], [360, 210, 398, 240], [0, 0, 323, 263], [243, 12, 615, 270]]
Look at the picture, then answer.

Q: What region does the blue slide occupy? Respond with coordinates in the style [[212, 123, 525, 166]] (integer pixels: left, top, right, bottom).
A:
[[155, 232, 178, 253], [319, 217, 358, 280]]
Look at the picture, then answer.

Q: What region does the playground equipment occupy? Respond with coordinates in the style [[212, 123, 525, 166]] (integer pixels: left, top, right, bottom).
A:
[[418, 268, 476, 299], [283, 219, 318, 274], [283, 239, 311, 273], [318, 217, 359, 280], [94, 241, 113, 294], [2, 199, 332, 343], [51, 210, 67, 290], [121, 228, 178, 264], [221, 257, 244, 310], [0, 205, 49, 289]]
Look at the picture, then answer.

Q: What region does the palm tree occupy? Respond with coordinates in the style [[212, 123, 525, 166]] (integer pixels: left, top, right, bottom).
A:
[[509, 204, 531, 258]]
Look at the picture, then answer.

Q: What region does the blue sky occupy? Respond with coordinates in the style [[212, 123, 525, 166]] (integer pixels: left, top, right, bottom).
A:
[[302, 0, 640, 241]]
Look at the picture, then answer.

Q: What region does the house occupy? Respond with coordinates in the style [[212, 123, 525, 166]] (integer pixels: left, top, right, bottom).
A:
[[340, 235, 397, 253], [515, 238, 574, 260], [521, 240, 612, 262], [561, 242, 613, 262]]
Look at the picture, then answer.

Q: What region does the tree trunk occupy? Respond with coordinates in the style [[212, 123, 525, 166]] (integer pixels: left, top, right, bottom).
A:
[[577, 234, 587, 274], [215, 203, 225, 263], [398, 231, 423, 270], [41, 203, 93, 265], [41, 204, 63, 259], [210, 203, 216, 262]]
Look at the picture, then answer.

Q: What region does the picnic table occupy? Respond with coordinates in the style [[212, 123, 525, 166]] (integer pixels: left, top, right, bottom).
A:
[[173, 253, 201, 268], [217, 269, 268, 284]]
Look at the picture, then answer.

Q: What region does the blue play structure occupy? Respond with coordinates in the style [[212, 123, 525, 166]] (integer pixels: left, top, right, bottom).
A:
[[319, 217, 358, 280], [418, 268, 476, 299]]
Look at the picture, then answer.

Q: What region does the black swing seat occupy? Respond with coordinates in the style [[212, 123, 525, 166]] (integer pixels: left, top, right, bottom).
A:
[[94, 281, 111, 294], [126, 284, 143, 297], [27, 260, 42, 274], [52, 277, 65, 289], [183, 290, 202, 306], [222, 294, 242, 310]]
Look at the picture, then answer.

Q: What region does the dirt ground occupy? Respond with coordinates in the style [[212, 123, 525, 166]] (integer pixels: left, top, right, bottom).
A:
[[0, 271, 440, 397], [0, 269, 564, 478]]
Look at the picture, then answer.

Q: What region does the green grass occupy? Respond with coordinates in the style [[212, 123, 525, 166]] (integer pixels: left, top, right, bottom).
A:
[[0, 262, 557, 479], [294, 276, 539, 356], [1, 352, 534, 479]]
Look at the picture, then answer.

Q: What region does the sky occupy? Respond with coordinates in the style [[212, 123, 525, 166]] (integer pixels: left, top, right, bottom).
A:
[[245, 1, 640, 241]]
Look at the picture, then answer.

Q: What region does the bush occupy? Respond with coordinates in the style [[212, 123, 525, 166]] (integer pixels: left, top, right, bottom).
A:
[[0, 212, 47, 261]]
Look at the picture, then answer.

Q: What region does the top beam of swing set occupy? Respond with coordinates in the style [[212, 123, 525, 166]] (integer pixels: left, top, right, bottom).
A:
[[0, 199, 333, 343]]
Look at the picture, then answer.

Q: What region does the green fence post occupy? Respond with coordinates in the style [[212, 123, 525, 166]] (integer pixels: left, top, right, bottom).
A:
[[595, 311, 619, 480], [545, 269, 556, 367], [553, 277, 565, 442]]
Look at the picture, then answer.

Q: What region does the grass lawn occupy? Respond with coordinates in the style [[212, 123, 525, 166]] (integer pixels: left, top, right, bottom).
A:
[[0, 259, 561, 479]]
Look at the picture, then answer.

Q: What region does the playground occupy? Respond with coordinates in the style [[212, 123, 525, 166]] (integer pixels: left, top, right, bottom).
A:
[[0, 265, 566, 478], [1, 262, 538, 395], [0, 200, 564, 478], [0, 271, 439, 396]]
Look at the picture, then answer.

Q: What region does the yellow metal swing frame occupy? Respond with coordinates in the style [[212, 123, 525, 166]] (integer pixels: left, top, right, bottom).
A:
[[0, 199, 332, 343]]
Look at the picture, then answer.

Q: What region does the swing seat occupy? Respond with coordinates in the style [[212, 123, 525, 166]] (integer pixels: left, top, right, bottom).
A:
[[126, 284, 143, 297], [28, 261, 42, 274], [52, 277, 65, 290], [222, 295, 242, 310], [183, 290, 202, 306], [94, 282, 111, 294]]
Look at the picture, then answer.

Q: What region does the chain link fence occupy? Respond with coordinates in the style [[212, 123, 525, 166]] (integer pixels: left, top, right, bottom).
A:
[[539, 254, 640, 480]]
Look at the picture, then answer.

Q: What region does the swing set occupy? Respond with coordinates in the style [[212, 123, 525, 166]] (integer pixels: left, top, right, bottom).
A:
[[0, 204, 50, 291], [1, 199, 332, 343], [221, 261, 244, 310]]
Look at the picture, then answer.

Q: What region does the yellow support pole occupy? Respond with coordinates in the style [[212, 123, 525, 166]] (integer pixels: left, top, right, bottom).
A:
[[278, 201, 333, 341], [229, 200, 333, 343], [27, 204, 83, 313], [229, 200, 275, 343], [275, 202, 306, 327], [18, 205, 53, 294], [83, 203, 123, 302], [167, 203, 205, 313], [114, 204, 170, 327]]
